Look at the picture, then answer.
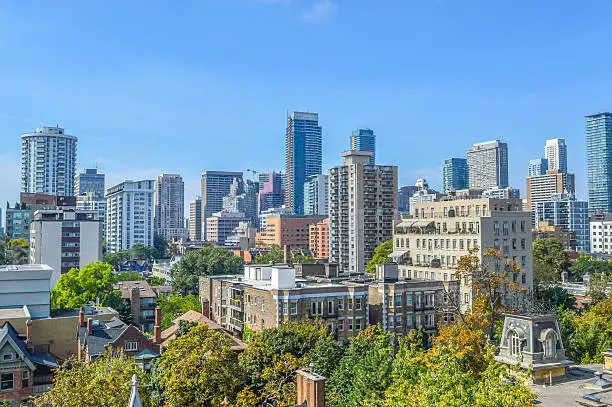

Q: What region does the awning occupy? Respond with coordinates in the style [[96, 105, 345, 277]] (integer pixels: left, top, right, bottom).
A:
[[390, 249, 409, 259]]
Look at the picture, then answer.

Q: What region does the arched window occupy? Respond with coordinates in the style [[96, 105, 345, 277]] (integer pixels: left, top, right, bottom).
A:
[[544, 332, 556, 358], [510, 331, 521, 356]]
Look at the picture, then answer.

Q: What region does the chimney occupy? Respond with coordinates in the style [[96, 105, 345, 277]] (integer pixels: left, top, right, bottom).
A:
[[25, 320, 32, 344], [283, 245, 291, 265], [296, 368, 325, 407], [201, 298, 210, 319], [78, 307, 85, 327], [87, 318, 93, 335], [153, 307, 161, 344], [130, 287, 140, 325]]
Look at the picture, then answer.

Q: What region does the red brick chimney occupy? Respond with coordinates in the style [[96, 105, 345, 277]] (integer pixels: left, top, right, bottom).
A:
[[296, 366, 325, 407], [283, 245, 291, 265], [79, 307, 85, 327], [201, 298, 210, 319], [87, 318, 93, 335], [153, 307, 161, 344], [25, 320, 32, 345]]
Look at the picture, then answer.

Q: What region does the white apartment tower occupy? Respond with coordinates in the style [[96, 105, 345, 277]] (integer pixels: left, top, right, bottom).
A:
[[467, 140, 509, 190], [545, 138, 568, 174], [329, 151, 398, 274], [392, 198, 533, 313], [29, 208, 102, 287], [154, 174, 186, 242], [304, 174, 328, 216], [21, 126, 77, 196], [106, 180, 155, 253]]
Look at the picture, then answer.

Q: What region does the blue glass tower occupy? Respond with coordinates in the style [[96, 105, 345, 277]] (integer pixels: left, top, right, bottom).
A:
[[586, 112, 612, 215], [443, 158, 468, 193], [285, 112, 322, 214], [528, 158, 548, 177], [351, 129, 375, 165]]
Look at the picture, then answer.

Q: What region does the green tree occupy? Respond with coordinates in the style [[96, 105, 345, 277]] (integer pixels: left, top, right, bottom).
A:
[[157, 294, 200, 329], [532, 238, 567, 284], [561, 298, 612, 363], [570, 255, 612, 281], [327, 325, 395, 407], [34, 350, 150, 407], [588, 272, 612, 303], [534, 285, 576, 312], [50, 262, 120, 310], [6, 238, 29, 265], [0, 239, 8, 265], [153, 233, 167, 259], [154, 324, 243, 407], [102, 250, 130, 270], [304, 336, 344, 379], [129, 243, 158, 261], [239, 320, 331, 389], [171, 245, 244, 295], [251, 246, 284, 264], [147, 276, 167, 286], [116, 270, 146, 281], [365, 240, 393, 274]]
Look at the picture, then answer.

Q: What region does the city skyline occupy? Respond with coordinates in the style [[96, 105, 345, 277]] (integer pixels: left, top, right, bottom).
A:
[[2, 2, 612, 210]]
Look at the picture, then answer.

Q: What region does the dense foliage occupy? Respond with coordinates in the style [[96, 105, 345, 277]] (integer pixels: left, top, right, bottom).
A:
[[156, 294, 201, 329], [364, 240, 393, 274], [34, 350, 150, 407], [532, 238, 567, 284], [50, 261, 121, 310], [250, 245, 316, 265], [170, 245, 244, 295], [0, 238, 30, 265], [102, 244, 160, 269]]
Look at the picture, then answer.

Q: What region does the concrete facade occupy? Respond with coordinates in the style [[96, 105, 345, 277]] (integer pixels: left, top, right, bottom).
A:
[[200, 171, 243, 240], [154, 174, 186, 242], [0, 265, 53, 319], [188, 197, 202, 241], [467, 140, 508, 190], [328, 150, 398, 274], [29, 208, 102, 286], [206, 211, 249, 246], [257, 214, 325, 249]]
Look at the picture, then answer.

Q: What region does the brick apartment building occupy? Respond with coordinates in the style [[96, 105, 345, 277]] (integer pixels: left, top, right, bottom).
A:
[[200, 265, 369, 344], [257, 214, 326, 249], [309, 218, 329, 259], [116, 280, 171, 331]]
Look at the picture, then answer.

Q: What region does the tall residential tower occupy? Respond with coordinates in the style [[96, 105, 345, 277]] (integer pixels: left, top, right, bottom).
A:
[[443, 158, 468, 193], [285, 112, 322, 214], [200, 171, 243, 240], [21, 126, 77, 197], [154, 174, 186, 242], [586, 113, 612, 214], [351, 128, 376, 165], [545, 138, 568, 173], [467, 140, 508, 190]]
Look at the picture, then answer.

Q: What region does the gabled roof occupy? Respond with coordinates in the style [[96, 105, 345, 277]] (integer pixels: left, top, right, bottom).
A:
[[0, 322, 58, 370], [77, 317, 130, 358]]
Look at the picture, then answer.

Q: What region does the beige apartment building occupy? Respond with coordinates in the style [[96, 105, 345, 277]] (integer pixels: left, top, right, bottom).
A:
[[392, 197, 533, 313], [526, 169, 575, 225], [309, 218, 329, 259], [368, 264, 453, 341], [199, 265, 369, 343], [256, 214, 325, 249]]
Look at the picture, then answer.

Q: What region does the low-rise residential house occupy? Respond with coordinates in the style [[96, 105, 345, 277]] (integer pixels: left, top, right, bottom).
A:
[[160, 310, 246, 352], [200, 265, 369, 344], [76, 308, 161, 369], [0, 321, 58, 404], [116, 281, 171, 331]]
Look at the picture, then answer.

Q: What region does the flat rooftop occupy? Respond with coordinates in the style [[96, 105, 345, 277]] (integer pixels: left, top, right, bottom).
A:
[[533, 364, 612, 406], [0, 264, 53, 272], [0, 307, 29, 319]]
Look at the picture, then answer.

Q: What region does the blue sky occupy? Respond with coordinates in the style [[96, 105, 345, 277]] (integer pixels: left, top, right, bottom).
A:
[[1, 0, 612, 215]]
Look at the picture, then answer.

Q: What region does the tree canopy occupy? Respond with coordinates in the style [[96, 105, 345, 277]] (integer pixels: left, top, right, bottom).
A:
[[532, 238, 567, 284], [156, 294, 201, 329], [152, 324, 242, 407], [34, 350, 150, 407], [170, 245, 244, 295], [365, 240, 393, 274], [50, 261, 121, 310]]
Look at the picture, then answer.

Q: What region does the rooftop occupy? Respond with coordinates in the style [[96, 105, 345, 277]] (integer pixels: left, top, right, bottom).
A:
[[533, 365, 612, 407], [116, 280, 157, 298], [0, 264, 53, 273]]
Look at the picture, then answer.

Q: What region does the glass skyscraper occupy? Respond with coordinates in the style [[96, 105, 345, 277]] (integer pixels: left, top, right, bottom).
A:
[[351, 128, 375, 165], [285, 112, 322, 214], [528, 158, 548, 177], [586, 112, 612, 215], [443, 158, 469, 193]]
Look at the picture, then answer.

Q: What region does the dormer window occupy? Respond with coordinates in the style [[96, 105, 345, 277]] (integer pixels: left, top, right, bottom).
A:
[[542, 330, 557, 359], [2, 353, 12, 361], [510, 331, 521, 356]]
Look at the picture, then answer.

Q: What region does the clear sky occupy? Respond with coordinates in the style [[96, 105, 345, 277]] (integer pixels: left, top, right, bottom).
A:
[[1, 0, 612, 216]]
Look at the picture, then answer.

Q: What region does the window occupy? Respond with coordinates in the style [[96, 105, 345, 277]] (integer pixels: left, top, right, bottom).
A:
[[337, 319, 344, 332], [125, 341, 138, 352], [348, 298, 354, 310], [311, 301, 323, 316], [464, 293, 470, 304], [395, 295, 402, 307], [493, 221, 500, 235], [425, 314, 434, 327], [395, 315, 402, 328], [544, 332, 556, 358], [355, 297, 362, 310], [520, 221, 526, 233], [415, 294, 422, 308], [388, 316, 394, 328], [520, 239, 526, 249], [510, 331, 521, 356], [355, 318, 362, 331], [406, 294, 412, 306], [337, 299, 344, 311], [327, 299, 335, 314], [22, 371, 30, 389], [503, 221, 509, 235], [290, 301, 298, 315], [2, 353, 12, 361], [283, 302, 288, 315], [348, 319, 354, 331], [415, 315, 422, 327], [0, 373, 13, 391]]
